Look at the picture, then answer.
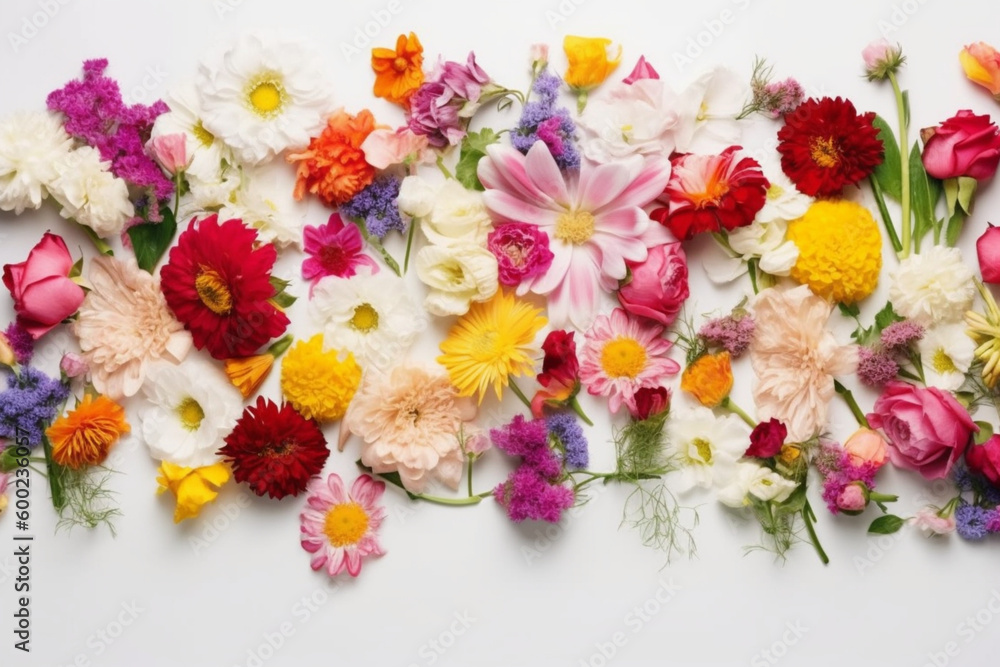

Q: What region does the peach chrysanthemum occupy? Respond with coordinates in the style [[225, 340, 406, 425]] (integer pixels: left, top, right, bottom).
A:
[[750, 284, 857, 442], [73, 256, 192, 399], [343, 364, 476, 493], [288, 109, 377, 207]]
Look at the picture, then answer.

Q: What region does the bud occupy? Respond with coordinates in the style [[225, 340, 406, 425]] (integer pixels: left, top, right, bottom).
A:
[[863, 39, 905, 81], [149, 133, 189, 174], [843, 427, 888, 468], [60, 352, 89, 379]]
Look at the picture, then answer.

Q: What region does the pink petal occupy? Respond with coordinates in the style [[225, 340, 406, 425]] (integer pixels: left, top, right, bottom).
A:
[[482, 190, 561, 227], [610, 156, 672, 210], [528, 242, 573, 294], [524, 142, 571, 206], [22, 233, 73, 285], [479, 145, 559, 210], [575, 161, 635, 212]]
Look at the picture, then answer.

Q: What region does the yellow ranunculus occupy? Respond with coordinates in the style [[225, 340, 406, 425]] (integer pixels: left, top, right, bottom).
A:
[[563, 35, 622, 91], [156, 461, 231, 523]]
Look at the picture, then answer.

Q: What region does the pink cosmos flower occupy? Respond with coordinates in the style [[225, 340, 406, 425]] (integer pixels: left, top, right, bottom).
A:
[[300, 473, 386, 578], [579, 308, 680, 414], [478, 142, 671, 329], [302, 213, 379, 293]]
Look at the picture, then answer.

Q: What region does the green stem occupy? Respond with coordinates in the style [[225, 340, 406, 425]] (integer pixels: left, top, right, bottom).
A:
[[266, 333, 294, 359], [889, 71, 911, 258], [436, 155, 454, 180], [173, 171, 181, 216], [414, 491, 491, 506], [79, 223, 113, 256], [834, 380, 869, 428], [403, 215, 417, 274], [355, 222, 401, 277], [568, 395, 594, 427], [507, 379, 533, 410], [41, 434, 67, 511], [802, 499, 829, 565], [868, 492, 898, 504], [721, 397, 757, 428], [868, 175, 903, 254], [466, 458, 474, 498]]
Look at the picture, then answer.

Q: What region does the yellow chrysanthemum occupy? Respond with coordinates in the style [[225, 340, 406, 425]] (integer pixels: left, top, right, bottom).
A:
[[437, 290, 547, 402], [786, 200, 881, 304], [156, 461, 230, 523], [281, 334, 361, 421]]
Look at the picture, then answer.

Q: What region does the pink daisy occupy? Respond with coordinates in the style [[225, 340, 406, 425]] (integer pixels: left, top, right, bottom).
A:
[[579, 308, 680, 414], [302, 213, 379, 294], [299, 473, 386, 578], [478, 142, 671, 330]]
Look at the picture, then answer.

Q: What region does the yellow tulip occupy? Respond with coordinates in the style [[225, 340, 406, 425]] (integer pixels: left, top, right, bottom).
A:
[[156, 461, 231, 523]]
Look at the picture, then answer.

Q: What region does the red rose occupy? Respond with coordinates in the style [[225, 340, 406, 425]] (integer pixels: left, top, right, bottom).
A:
[[617, 242, 689, 327], [745, 418, 787, 458], [2, 232, 85, 339], [921, 110, 1000, 181], [627, 386, 671, 421], [966, 435, 1000, 485], [530, 330, 581, 418], [976, 223, 1000, 283]]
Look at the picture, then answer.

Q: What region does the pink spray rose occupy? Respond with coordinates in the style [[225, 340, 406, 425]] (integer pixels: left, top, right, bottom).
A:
[[866, 381, 976, 479], [617, 242, 689, 327], [2, 232, 85, 339], [836, 483, 868, 513], [976, 223, 1000, 283], [921, 110, 1000, 181], [149, 133, 189, 174], [843, 427, 888, 469], [966, 434, 1000, 485], [487, 223, 554, 288]]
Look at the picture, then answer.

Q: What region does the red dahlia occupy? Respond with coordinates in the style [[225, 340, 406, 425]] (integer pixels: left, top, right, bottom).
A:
[[776, 96, 883, 197], [218, 397, 330, 499], [651, 147, 769, 241], [160, 215, 289, 359]]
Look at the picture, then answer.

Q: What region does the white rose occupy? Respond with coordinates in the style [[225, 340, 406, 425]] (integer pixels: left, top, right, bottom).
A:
[[422, 179, 492, 246], [416, 243, 498, 316]]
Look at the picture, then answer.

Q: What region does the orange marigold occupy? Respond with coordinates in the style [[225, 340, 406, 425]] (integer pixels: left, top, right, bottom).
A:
[[46, 394, 130, 469], [680, 351, 733, 408], [371, 32, 424, 107], [288, 109, 377, 206]]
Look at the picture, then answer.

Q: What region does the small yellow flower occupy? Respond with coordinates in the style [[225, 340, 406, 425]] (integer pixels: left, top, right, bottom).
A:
[[156, 461, 231, 523], [563, 35, 622, 91], [281, 334, 361, 421]]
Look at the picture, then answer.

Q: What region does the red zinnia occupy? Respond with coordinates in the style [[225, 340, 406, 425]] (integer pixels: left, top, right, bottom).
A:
[[776, 96, 883, 197], [161, 215, 289, 359], [219, 397, 330, 499]]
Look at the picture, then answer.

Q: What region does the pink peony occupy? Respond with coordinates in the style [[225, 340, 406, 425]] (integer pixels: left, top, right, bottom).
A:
[[921, 110, 1000, 181], [866, 381, 976, 480], [2, 232, 85, 339], [487, 223, 554, 288], [976, 223, 1000, 284], [617, 242, 689, 327]]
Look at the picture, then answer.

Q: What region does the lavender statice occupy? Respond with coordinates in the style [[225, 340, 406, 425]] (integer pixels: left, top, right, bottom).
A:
[[698, 312, 755, 358], [880, 320, 924, 351], [955, 502, 991, 540], [857, 346, 900, 387], [546, 412, 588, 469], [340, 175, 405, 239], [0, 367, 69, 447], [510, 69, 580, 170], [3, 323, 33, 366]]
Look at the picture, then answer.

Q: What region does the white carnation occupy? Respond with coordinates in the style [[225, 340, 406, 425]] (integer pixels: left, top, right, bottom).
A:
[[0, 111, 74, 214], [48, 146, 134, 238], [889, 246, 975, 325]]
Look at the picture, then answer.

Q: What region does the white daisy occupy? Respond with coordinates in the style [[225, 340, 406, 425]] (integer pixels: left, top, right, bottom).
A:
[[0, 111, 74, 214], [197, 33, 334, 165], [665, 406, 748, 493], [310, 268, 426, 371], [47, 146, 134, 238], [755, 157, 813, 224], [150, 82, 234, 184], [177, 167, 242, 224], [219, 167, 302, 248], [139, 357, 243, 468], [917, 323, 975, 391]]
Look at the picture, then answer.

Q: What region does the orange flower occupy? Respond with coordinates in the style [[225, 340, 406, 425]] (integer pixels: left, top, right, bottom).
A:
[[223, 335, 293, 399], [46, 394, 130, 469], [961, 42, 1000, 98], [371, 32, 424, 107], [680, 351, 733, 408], [288, 109, 377, 206]]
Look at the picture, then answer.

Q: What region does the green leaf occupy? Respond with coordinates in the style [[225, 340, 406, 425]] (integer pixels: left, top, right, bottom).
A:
[[127, 206, 178, 273], [268, 276, 297, 309], [776, 484, 807, 515], [455, 128, 501, 191], [975, 421, 995, 445], [838, 303, 861, 319], [909, 141, 940, 251], [873, 301, 903, 331], [68, 255, 84, 280], [355, 459, 418, 500], [868, 514, 905, 535], [957, 176, 978, 215], [872, 115, 902, 201]]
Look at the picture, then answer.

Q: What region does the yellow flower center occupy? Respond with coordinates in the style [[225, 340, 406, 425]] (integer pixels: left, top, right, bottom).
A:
[[350, 303, 380, 333], [176, 397, 205, 431], [192, 120, 215, 148], [600, 337, 647, 379], [195, 268, 233, 315], [696, 100, 710, 122], [323, 502, 370, 547], [766, 182, 785, 200], [688, 176, 730, 208], [472, 330, 502, 362], [554, 210, 596, 245], [779, 444, 802, 467], [392, 56, 409, 72], [809, 136, 841, 168], [691, 437, 713, 465], [246, 76, 285, 118], [932, 348, 958, 374]]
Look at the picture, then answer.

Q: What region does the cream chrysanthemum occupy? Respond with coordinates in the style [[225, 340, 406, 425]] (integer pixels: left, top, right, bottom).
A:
[[197, 33, 334, 165], [889, 246, 975, 325], [73, 255, 192, 399], [47, 146, 134, 238], [310, 269, 425, 372], [140, 357, 243, 468], [0, 111, 74, 214]]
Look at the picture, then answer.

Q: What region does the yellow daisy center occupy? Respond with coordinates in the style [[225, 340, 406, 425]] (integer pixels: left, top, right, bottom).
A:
[[245, 75, 285, 118], [932, 348, 958, 374], [600, 337, 647, 379], [350, 303, 380, 333], [176, 397, 205, 431], [392, 57, 409, 72], [766, 182, 785, 200], [192, 120, 215, 148], [696, 100, 710, 122], [809, 136, 841, 168], [472, 330, 502, 362], [323, 502, 369, 547], [555, 210, 596, 245], [691, 437, 713, 465], [195, 268, 233, 315]]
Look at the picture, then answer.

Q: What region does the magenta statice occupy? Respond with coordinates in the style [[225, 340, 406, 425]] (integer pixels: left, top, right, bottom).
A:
[[814, 443, 882, 514], [494, 466, 575, 523], [2, 323, 33, 366]]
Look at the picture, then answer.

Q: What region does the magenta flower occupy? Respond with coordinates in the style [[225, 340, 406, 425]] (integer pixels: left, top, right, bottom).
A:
[[487, 223, 554, 287], [302, 213, 379, 293], [408, 52, 495, 148], [478, 142, 671, 329], [623, 56, 660, 84]]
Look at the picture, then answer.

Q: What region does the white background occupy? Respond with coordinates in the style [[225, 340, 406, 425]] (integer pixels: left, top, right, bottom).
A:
[[2, 0, 1000, 665]]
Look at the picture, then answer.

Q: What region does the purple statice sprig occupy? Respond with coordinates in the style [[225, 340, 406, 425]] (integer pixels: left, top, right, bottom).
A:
[[546, 412, 588, 470], [3, 323, 34, 366], [340, 175, 405, 240], [0, 366, 69, 448], [698, 312, 755, 359], [491, 415, 575, 523], [510, 68, 580, 171], [880, 320, 925, 351]]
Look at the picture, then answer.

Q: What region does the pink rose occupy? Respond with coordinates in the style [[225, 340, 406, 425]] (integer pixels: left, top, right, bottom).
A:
[[59, 352, 89, 379], [2, 233, 85, 340], [836, 483, 868, 513], [623, 56, 660, 84], [866, 381, 976, 479], [921, 110, 1000, 180], [843, 427, 888, 468], [617, 242, 689, 327], [976, 223, 1000, 283], [966, 434, 1000, 484], [149, 134, 189, 174]]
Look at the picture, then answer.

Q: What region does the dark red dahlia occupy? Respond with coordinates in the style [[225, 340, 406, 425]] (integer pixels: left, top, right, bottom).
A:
[[650, 147, 768, 241], [218, 397, 330, 499], [776, 96, 883, 197], [160, 215, 289, 359]]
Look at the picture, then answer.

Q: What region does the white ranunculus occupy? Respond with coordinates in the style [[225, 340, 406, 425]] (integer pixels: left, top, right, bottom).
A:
[[889, 246, 975, 325], [716, 461, 797, 507], [219, 168, 301, 248], [727, 219, 800, 276], [48, 146, 134, 238], [577, 78, 683, 163], [397, 174, 435, 219], [416, 243, 499, 316], [422, 179, 493, 247], [666, 406, 749, 492], [0, 111, 74, 214]]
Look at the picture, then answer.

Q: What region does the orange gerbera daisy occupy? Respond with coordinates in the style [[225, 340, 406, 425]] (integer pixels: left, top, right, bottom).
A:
[[46, 394, 130, 469], [371, 32, 424, 107], [288, 109, 377, 206]]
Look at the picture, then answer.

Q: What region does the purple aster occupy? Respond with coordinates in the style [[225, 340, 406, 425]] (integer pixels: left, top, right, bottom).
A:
[[510, 69, 580, 170], [698, 313, 756, 358], [880, 320, 924, 351], [546, 412, 588, 469], [0, 367, 69, 447], [339, 175, 405, 239], [493, 465, 575, 523], [857, 346, 900, 387], [955, 502, 991, 540], [490, 414, 560, 478], [3, 323, 33, 366]]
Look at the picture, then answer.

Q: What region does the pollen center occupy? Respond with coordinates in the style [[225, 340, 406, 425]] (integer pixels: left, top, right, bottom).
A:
[[932, 348, 958, 374], [690, 437, 713, 465], [600, 337, 647, 379], [246, 78, 285, 118], [809, 136, 841, 168], [392, 57, 409, 72], [195, 268, 233, 315], [176, 397, 205, 431], [349, 303, 380, 333], [192, 120, 215, 148], [766, 182, 785, 200], [324, 502, 370, 547], [554, 210, 596, 245]]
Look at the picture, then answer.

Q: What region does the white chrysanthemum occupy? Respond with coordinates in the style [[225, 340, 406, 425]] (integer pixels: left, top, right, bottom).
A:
[[727, 219, 799, 276], [151, 82, 234, 184], [197, 33, 334, 165], [716, 461, 797, 508], [421, 179, 493, 247], [310, 269, 425, 371], [756, 157, 812, 224], [139, 357, 243, 468], [674, 67, 746, 154], [889, 246, 975, 325], [415, 243, 499, 316], [47, 146, 134, 237], [177, 168, 242, 224], [0, 111, 74, 214], [577, 79, 683, 163], [219, 170, 301, 248], [917, 323, 976, 391], [666, 406, 748, 492]]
